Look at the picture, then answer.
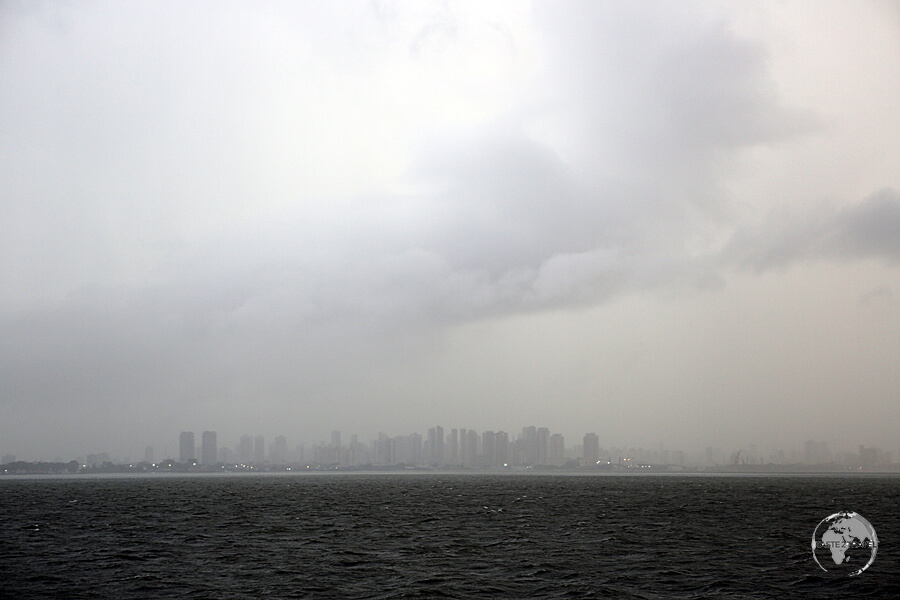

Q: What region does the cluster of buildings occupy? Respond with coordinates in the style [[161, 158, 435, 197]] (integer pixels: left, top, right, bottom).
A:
[[173, 426, 688, 469], [167, 429, 895, 472], [4, 433, 894, 472], [801, 440, 893, 467], [177, 431, 286, 466]]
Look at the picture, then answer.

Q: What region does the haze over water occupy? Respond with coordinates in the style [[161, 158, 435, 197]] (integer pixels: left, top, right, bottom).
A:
[[1, 2, 899, 464]]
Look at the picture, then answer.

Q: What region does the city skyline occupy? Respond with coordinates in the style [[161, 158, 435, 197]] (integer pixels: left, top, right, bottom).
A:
[[5, 421, 896, 471]]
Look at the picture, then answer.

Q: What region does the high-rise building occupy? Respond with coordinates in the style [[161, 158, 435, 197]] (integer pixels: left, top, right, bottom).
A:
[[347, 434, 359, 466], [496, 431, 509, 466], [179, 432, 195, 463], [583, 433, 600, 465], [426, 426, 444, 465], [387, 434, 406, 465], [465, 429, 477, 465], [144, 446, 154, 463], [522, 426, 538, 465], [201, 431, 217, 465], [459, 428, 468, 466], [435, 426, 444, 465], [549, 434, 565, 461], [373, 432, 390, 465], [537, 427, 549, 465], [448, 429, 459, 465]]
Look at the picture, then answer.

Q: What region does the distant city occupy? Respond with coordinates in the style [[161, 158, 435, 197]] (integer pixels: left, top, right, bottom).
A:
[[3, 426, 897, 474]]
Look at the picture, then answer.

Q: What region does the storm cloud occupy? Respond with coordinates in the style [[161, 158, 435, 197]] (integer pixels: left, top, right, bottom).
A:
[[1, 1, 899, 460]]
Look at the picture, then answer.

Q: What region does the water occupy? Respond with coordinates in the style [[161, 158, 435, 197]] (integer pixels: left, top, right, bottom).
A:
[[2, 473, 898, 598]]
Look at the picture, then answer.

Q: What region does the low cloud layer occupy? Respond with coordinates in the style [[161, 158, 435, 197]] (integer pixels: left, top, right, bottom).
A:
[[726, 188, 900, 272]]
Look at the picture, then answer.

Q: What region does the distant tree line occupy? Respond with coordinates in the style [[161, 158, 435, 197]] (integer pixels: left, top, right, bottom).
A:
[[2, 460, 80, 474]]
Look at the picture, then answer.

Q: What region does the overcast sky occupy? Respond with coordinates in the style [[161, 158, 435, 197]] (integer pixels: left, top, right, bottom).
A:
[[2, 1, 899, 461]]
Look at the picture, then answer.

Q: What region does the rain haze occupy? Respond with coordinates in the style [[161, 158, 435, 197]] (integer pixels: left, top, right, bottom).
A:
[[1, 1, 899, 463]]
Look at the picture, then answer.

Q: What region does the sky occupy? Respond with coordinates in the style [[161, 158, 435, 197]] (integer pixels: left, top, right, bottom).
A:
[[1, 1, 899, 462]]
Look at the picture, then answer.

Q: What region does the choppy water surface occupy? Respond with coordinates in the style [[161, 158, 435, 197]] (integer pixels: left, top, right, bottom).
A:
[[2, 473, 898, 598]]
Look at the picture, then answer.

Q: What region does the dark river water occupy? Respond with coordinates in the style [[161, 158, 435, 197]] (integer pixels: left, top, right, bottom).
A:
[[1, 473, 898, 598]]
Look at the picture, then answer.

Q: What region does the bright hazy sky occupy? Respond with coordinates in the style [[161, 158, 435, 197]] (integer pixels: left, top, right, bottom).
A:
[[2, 1, 899, 461]]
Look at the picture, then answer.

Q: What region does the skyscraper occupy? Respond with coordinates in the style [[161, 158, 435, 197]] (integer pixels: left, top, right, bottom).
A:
[[201, 431, 217, 465], [522, 426, 538, 465], [583, 433, 600, 465], [459, 428, 468, 466], [549, 434, 565, 461], [179, 432, 195, 463], [435, 426, 444, 465], [426, 426, 444, 465], [496, 431, 509, 466], [465, 429, 478, 466], [449, 429, 459, 465], [537, 427, 549, 465]]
